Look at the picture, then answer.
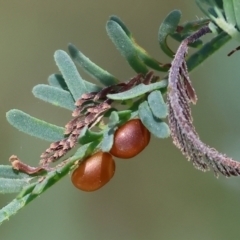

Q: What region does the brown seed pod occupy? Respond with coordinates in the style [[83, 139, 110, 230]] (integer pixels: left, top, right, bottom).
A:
[[71, 151, 115, 192], [110, 119, 151, 159]]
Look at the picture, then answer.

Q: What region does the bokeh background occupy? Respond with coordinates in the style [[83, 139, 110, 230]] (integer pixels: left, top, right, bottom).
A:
[[1, 1, 240, 239]]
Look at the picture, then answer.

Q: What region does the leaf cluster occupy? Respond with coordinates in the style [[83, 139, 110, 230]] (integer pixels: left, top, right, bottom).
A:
[[0, 0, 239, 225]]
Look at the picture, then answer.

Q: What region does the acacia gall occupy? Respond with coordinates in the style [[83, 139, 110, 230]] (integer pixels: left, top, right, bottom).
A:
[[110, 119, 151, 159], [71, 151, 115, 192]]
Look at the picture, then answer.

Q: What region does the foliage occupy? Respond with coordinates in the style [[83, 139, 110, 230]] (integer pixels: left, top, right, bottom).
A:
[[1, 0, 240, 225]]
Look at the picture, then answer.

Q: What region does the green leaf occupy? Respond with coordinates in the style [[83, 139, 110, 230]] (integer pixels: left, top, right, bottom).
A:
[[223, 0, 237, 26], [158, 10, 182, 58], [48, 73, 102, 93], [180, 19, 211, 34], [48, 74, 69, 91], [74, 141, 100, 160], [108, 111, 119, 128], [0, 166, 33, 194], [107, 81, 167, 100], [84, 81, 103, 92], [198, 1, 240, 42], [195, 0, 224, 19], [79, 127, 103, 145], [109, 16, 169, 72], [138, 101, 170, 138], [101, 111, 122, 152], [0, 165, 30, 179], [147, 90, 168, 119], [16, 182, 38, 199], [0, 193, 32, 224], [129, 99, 143, 118], [215, 0, 224, 9], [0, 178, 31, 194], [6, 109, 65, 142], [135, 46, 170, 72], [103, 109, 131, 124], [106, 20, 149, 74], [195, 0, 212, 19], [109, 15, 133, 39], [68, 43, 119, 86], [187, 31, 231, 72], [208, 21, 220, 34], [31, 171, 60, 195], [170, 33, 203, 48], [32, 84, 75, 111], [117, 110, 131, 124], [101, 127, 115, 152], [54, 50, 87, 100], [233, 0, 240, 30]]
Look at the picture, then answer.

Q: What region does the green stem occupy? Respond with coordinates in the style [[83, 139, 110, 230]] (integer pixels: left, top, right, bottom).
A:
[[0, 143, 92, 225]]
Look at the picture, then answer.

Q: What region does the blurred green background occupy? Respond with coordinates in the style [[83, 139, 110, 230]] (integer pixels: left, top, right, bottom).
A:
[[1, 1, 240, 239]]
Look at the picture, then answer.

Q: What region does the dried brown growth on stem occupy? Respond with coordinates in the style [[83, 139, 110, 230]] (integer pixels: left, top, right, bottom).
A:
[[39, 72, 156, 166], [167, 26, 240, 177]]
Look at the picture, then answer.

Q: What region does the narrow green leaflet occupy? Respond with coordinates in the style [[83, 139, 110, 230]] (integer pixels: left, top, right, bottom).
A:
[[180, 19, 210, 34], [187, 31, 231, 72], [195, 0, 223, 18], [48, 74, 69, 90], [129, 99, 143, 118], [0, 178, 31, 194], [68, 43, 119, 86], [54, 50, 87, 100], [202, 2, 240, 42], [16, 182, 38, 199], [79, 127, 103, 145], [109, 16, 169, 72], [108, 111, 119, 128], [103, 109, 131, 125], [6, 109, 65, 142], [134, 44, 170, 72], [223, 0, 236, 26], [101, 111, 120, 152], [31, 171, 60, 195], [84, 81, 102, 92], [233, 0, 240, 30], [117, 110, 131, 125], [195, 0, 212, 19], [106, 20, 149, 74], [0, 165, 34, 194], [107, 81, 167, 100], [139, 101, 170, 138], [171, 33, 203, 48], [158, 10, 182, 58], [147, 90, 168, 119], [101, 127, 115, 152], [0, 193, 31, 224], [48, 73, 102, 93], [32, 84, 75, 111], [109, 15, 132, 39], [0, 165, 29, 179]]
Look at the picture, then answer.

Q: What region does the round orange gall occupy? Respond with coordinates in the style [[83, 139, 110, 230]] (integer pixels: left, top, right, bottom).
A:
[[110, 119, 151, 159], [71, 151, 115, 192]]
